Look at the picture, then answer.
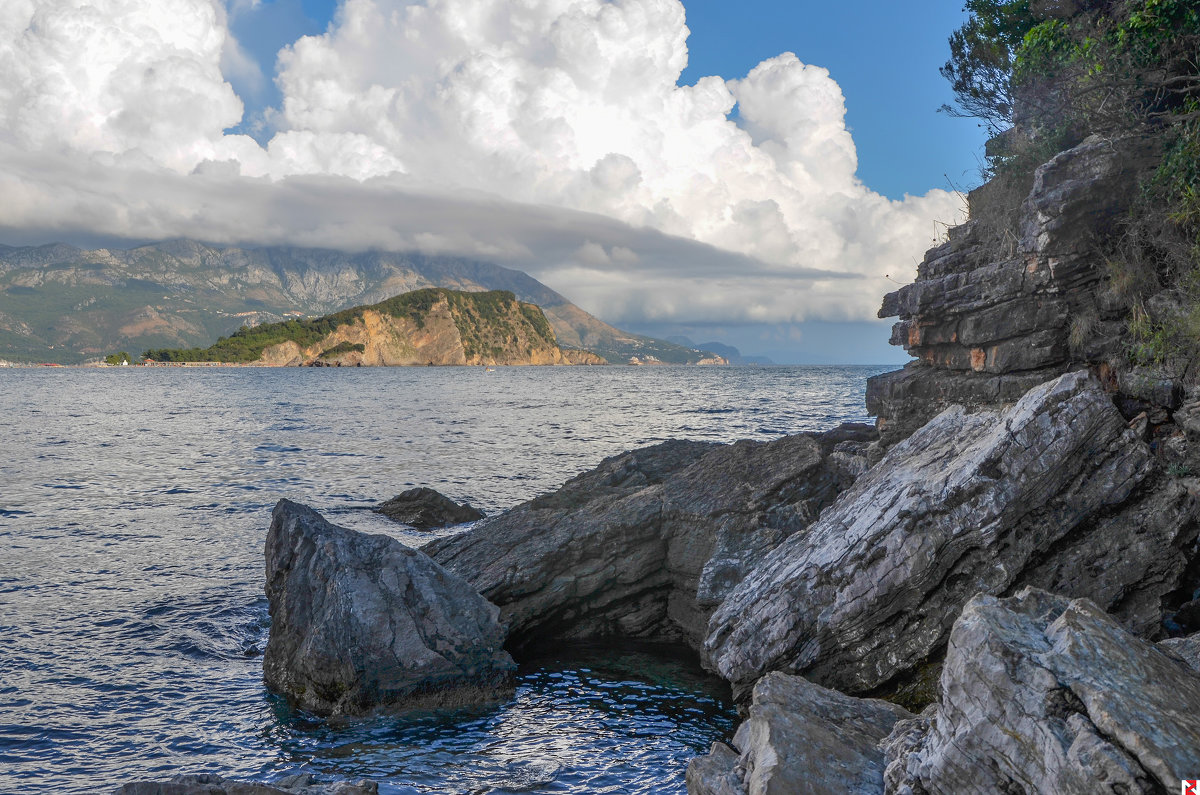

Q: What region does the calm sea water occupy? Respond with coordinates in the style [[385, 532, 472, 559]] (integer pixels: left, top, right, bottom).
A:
[[0, 365, 891, 794]]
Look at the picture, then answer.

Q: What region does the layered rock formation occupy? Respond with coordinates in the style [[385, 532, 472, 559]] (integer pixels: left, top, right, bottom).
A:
[[866, 134, 1163, 448], [425, 425, 876, 652], [263, 500, 515, 716], [374, 487, 484, 529], [704, 371, 1198, 697]]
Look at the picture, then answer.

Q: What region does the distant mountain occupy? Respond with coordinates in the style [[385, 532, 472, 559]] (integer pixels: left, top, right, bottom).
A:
[[144, 288, 605, 367], [0, 241, 721, 364], [665, 336, 775, 365]]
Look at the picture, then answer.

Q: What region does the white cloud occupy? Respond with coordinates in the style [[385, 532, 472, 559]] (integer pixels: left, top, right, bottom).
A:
[[0, 0, 965, 328]]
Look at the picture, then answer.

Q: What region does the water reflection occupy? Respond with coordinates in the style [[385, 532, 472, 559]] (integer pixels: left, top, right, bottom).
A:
[[0, 365, 888, 793]]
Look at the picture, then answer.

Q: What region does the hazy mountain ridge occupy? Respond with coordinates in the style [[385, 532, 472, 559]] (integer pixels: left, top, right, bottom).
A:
[[0, 241, 722, 364], [665, 336, 775, 365]]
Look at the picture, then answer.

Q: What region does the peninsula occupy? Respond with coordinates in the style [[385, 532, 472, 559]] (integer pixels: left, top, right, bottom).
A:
[[142, 288, 605, 367]]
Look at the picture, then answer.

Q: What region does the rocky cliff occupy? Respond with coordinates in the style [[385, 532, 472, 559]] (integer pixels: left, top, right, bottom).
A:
[[144, 288, 606, 366], [866, 133, 1169, 447]]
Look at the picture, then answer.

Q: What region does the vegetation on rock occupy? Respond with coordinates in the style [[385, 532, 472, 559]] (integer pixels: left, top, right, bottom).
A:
[[945, 0, 1200, 365], [143, 288, 560, 364], [317, 342, 366, 360]]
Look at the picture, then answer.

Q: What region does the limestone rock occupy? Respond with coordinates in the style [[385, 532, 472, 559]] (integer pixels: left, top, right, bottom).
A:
[[1020, 134, 1161, 257], [865, 364, 1058, 452], [263, 500, 515, 716], [113, 773, 376, 795], [686, 672, 911, 795], [374, 487, 484, 529], [704, 371, 1178, 697], [870, 135, 1162, 450], [426, 426, 873, 652], [883, 588, 1200, 794], [1159, 632, 1200, 673], [1017, 477, 1199, 636]]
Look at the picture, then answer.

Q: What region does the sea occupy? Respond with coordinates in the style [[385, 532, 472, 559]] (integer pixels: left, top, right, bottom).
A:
[[0, 364, 893, 794]]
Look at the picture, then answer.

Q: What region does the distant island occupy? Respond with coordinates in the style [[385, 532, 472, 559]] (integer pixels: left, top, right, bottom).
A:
[[143, 288, 606, 367]]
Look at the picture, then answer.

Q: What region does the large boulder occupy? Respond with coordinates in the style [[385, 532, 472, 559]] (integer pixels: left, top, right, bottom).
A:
[[686, 672, 911, 795], [264, 500, 515, 716], [374, 486, 484, 529], [884, 588, 1200, 794], [426, 427, 874, 652], [114, 773, 375, 795], [704, 371, 1198, 697]]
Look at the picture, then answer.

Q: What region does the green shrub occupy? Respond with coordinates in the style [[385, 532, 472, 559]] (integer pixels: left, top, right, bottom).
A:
[[318, 342, 365, 359], [144, 288, 557, 363]]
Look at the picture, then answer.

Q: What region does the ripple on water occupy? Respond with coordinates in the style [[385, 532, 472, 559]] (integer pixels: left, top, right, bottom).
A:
[[0, 365, 892, 794]]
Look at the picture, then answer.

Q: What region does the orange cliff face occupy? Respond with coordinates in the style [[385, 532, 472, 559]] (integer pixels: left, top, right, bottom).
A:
[[258, 295, 607, 367]]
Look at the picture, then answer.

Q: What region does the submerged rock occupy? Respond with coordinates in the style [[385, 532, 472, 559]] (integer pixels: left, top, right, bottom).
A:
[[374, 486, 484, 529], [686, 672, 911, 795], [263, 499, 515, 716], [113, 773, 376, 794], [425, 426, 874, 652], [704, 371, 1199, 697], [884, 588, 1200, 794]]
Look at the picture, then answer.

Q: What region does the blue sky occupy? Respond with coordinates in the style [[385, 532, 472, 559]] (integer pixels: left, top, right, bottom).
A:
[[217, 0, 987, 363], [1, 0, 988, 364], [228, 0, 989, 201]]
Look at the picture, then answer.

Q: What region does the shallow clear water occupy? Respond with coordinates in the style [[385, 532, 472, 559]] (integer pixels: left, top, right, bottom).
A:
[[0, 364, 891, 794]]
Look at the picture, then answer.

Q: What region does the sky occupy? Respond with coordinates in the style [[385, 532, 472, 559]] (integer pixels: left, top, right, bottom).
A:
[[0, 0, 989, 363]]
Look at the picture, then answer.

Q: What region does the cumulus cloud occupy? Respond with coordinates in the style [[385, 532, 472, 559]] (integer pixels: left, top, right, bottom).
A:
[[0, 0, 964, 328]]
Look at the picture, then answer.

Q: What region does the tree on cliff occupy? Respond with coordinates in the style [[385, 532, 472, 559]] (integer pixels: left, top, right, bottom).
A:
[[944, 0, 1200, 362], [940, 0, 1036, 135], [943, 0, 1200, 155]]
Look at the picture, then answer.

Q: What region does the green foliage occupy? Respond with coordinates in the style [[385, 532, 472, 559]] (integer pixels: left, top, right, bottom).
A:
[[1156, 118, 1200, 233], [947, 0, 1200, 152], [940, 0, 1036, 133], [318, 342, 365, 359], [1126, 300, 1173, 364], [104, 351, 135, 365], [144, 288, 558, 363], [519, 302, 556, 343]]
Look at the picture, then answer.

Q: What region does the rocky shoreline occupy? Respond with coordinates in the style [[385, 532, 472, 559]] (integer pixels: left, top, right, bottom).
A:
[[120, 131, 1200, 793]]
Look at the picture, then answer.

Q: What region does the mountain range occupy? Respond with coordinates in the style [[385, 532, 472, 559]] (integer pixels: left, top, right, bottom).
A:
[[0, 240, 722, 365]]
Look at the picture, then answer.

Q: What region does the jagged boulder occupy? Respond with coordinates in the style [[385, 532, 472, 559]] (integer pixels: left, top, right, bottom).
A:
[[374, 486, 484, 529], [705, 371, 1199, 697], [114, 773, 376, 795], [425, 426, 874, 652], [686, 672, 911, 795], [883, 588, 1200, 794], [263, 500, 515, 716]]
